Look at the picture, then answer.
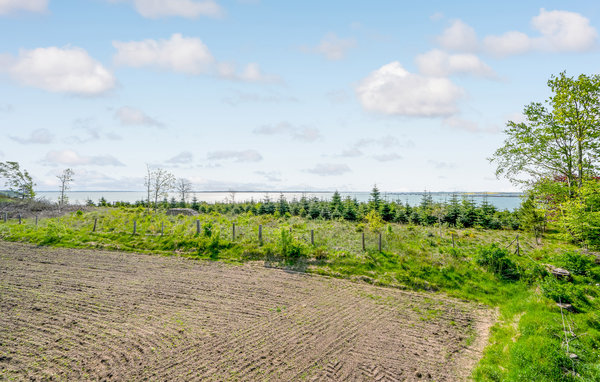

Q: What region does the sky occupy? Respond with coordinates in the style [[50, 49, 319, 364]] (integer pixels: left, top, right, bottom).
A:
[[1, 0, 599, 192]]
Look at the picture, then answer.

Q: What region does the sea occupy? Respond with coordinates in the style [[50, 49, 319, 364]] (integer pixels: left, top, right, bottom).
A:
[[34, 191, 524, 211]]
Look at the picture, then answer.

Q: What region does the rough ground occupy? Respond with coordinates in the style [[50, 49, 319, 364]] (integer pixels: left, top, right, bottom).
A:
[[0, 242, 493, 381]]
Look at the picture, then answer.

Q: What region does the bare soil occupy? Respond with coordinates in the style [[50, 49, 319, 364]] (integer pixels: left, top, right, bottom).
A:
[[0, 242, 492, 381]]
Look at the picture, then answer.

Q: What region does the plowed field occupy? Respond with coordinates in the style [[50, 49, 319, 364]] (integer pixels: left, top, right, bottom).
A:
[[0, 242, 492, 381]]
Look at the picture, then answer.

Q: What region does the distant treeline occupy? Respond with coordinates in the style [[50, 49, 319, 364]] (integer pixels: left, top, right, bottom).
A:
[[88, 188, 520, 230]]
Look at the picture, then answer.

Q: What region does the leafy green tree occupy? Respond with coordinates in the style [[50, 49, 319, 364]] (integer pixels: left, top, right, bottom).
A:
[[0, 161, 35, 199], [490, 72, 600, 194]]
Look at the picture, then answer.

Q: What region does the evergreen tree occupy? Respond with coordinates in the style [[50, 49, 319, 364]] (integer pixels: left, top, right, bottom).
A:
[[369, 184, 381, 211]]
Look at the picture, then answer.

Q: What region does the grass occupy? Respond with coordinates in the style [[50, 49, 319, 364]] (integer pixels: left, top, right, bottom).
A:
[[1, 207, 599, 381]]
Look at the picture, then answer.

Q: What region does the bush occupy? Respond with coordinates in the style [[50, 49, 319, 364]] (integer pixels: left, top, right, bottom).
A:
[[556, 251, 594, 276], [540, 277, 579, 304], [475, 243, 520, 280], [278, 228, 306, 260]]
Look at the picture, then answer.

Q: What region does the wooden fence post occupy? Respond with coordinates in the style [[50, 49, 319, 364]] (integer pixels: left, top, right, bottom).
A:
[[133, 220, 137, 235], [35, 215, 38, 226], [161, 222, 164, 236], [378, 233, 382, 252], [452, 234, 455, 248], [311, 229, 314, 246], [196, 220, 200, 235], [3, 212, 6, 223], [516, 234, 520, 256], [232, 223, 235, 240], [362, 232, 365, 251], [18, 214, 21, 224], [93, 218, 97, 232], [258, 224, 263, 245]]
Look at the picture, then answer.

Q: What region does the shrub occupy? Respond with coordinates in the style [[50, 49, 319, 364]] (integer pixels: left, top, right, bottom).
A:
[[556, 251, 594, 276], [475, 243, 520, 280], [278, 228, 306, 260]]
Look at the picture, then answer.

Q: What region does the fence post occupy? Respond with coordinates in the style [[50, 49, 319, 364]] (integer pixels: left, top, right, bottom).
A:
[[161, 222, 164, 236], [378, 233, 382, 252], [3, 212, 6, 223], [133, 220, 137, 235], [232, 223, 235, 240], [516, 234, 520, 256], [196, 220, 200, 235], [93, 218, 97, 232], [35, 215, 38, 226], [362, 232, 365, 251], [18, 214, 21, 224], [452, 234, 455, 248], [258, 224, 263, 245], [311, 229, 314, 246]]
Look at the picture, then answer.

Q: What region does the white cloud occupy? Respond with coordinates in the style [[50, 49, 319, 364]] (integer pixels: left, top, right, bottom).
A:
[[305, 163, 351, 176], [112, 0, 223, 19], [113, 34, 215, 75], [113, 34, 278, 82], [253, 122, 320, 142], [483, 31, 533, 57], [484, 9, 598, 57], [442, 116, 499, 134], [254, 170, 281, 182], [372, 153, 402, 162], [0, 0, 47, 15], [532, 9, 597, 52], [314, 33, 356, 60], [356, 62, 464, 117], [207, 150, 262, 163], [44, 150, 124, 166], [217, 62, 280, 83], [416, 49, 495, 78], [0, 104, 13, 112], [3, 46, 115, 95], [436, 20, 478, 52], [166, 151, 193, 164], [114, 106, 163, 127], [10, 128, 54, 144]]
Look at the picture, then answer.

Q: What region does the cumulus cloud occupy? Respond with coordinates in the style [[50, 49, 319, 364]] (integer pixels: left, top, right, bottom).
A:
[[0, 104, 14, 112], [207, 150, 262, 163], [44, 150, 124, 166], [416, 49, 495, 78], [113, 33, 278, 82], [114, 106, 164, 127], [436, 20, 478, 52], [0, 0, 47, 15], [255, 170, 282, 182], [217, 62, 280, 83], [2, 46, 115, 95], [253, 122, 320, 142], [306, 33, 356, 60], [442, 116, 499, 133], [113, 34, 214, 75], [10, 128, 54, 144], [222, 90, 298, 106], [305, 163, 351, 176], [166, 151, 193, 164], [111, 0, 223, 19], [484, 9, 598, 57], [372, 153, 402, 162], [356, 62, 464, 117]]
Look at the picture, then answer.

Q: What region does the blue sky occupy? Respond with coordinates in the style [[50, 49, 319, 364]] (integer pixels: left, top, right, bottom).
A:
[[1, 0, 599, 192]]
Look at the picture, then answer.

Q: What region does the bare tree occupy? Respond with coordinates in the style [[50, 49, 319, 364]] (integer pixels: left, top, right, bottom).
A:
[[228, 189, 237, 204], [144, 164, 152, 207], [149, 168, 175, 210], [57, 168, 74, 210], [175, 178, 193, 203]]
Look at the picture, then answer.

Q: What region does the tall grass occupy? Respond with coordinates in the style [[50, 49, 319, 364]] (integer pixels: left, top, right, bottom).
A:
[[1, 207, 599, 381]]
